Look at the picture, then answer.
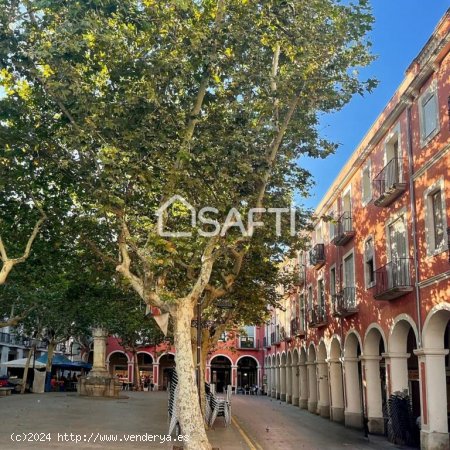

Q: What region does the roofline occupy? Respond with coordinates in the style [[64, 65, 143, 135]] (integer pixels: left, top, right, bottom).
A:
[[313, 9, 450, 218]]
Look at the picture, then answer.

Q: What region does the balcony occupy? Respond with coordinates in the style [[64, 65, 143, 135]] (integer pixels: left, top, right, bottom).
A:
[[373, 158, 406, 207], [280, 326, 292, 342], [290, 317, 306, 338], [263, 337, 271, 349], [332, 287, 358, 317], [308, 305, 327, 328], [309, 244, 325, 269], [374, 258, 413, 300], [331, 212, 355, 246], [294, 267, 306, 286], [270, 331, 280, 346], [0, 332, 25, 346]]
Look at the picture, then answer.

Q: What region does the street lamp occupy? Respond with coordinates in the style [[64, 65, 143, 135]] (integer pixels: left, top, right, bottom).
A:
[[191, 297, 234, 404], [447, 227, 450, 264]]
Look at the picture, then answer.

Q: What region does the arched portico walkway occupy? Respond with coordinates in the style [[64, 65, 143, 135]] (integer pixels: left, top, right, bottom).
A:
[[343, 332, 363, 429], [329, 337, 344, 423], [363, 326, 387, 435], [418, 304, 450, 450], [317, 341, 330, 417]]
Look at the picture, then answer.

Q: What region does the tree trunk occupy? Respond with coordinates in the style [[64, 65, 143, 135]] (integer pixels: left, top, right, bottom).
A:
[[173, 301, 211, 450], [45, 341, 56, 392], [21, 347, 34, 394], [133, 350, 141, 391]]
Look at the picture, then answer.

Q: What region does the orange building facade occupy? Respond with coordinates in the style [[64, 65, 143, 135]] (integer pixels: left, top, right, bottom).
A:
[[264, 10, 450, 450]]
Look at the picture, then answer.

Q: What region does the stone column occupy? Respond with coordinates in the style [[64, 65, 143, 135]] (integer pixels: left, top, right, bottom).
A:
[[91, 328, 109, 377], [128, 362, 134, 383], [0, 346, 9, 376], [257, 366, 261, 389], [306, 361, 317, 413], [343, 357, 363, 429], [266, 365, 271, 395], [291, 364, 299, 406], [270, 366, 277, 398], [79, 328, 119, 397], [276, 364, 281, 399], [362, 355, 384, 435], [414, 349, 450, 450], [382, 352, 410, 395], [153, 363, 159, 390], [299, 362, 308, 409], [231, 365, 238, 390], [317, 361, 330, 417], [286, 364, 292, 403], [206, 364, 211, 384], [329, 358, 344, 423], [280, 364, 286, 401]]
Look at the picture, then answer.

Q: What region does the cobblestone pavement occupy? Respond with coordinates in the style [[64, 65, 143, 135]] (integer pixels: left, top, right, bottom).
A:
[[0, 391, 247, 450], [0, 391, 413, 450], [231, 394, 413, 450]]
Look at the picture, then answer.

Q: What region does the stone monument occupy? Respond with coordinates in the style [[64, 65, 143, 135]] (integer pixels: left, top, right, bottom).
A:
[[78, 328, 120, 398]]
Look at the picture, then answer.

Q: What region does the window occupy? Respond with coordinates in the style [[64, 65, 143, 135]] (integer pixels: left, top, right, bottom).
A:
[[330, 267, 336, 297], [299, 294, 305, 331], [425, 181, 447, 255], [329, 211, 336, 241], [425, 180, 447, 255], [316, 221, 323, 244], [342, 189, 352, 215], [419, 84, 439, 146], [240, 326, 255, 348], [343, 252, 356, 308], [318, 279, 325, 308], [364, 238, 375, 288], [362, 161, 372, 205], [308, 286, 313, 310], [431, 190, 445, 249]]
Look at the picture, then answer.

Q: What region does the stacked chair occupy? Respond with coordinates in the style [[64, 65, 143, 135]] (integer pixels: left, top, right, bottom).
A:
[[207, 384, 232, 427], [168, 370, 232, 436]]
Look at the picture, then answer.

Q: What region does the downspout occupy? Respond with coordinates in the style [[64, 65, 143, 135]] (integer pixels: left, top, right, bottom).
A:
[[406, 102, 422, 347]]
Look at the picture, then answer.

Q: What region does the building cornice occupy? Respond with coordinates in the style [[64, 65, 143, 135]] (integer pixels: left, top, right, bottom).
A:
[[314, 12, 450, 218]]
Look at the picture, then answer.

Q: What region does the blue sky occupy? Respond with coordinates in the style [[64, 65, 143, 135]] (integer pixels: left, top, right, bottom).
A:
[[298, 0, 449, 210]]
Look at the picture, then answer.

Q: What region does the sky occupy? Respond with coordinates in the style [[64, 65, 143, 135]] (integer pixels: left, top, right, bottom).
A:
[[298, 0, 450, 210]]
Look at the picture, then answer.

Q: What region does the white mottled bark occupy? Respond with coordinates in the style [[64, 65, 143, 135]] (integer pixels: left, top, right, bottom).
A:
[[173, 301, 211, 450]]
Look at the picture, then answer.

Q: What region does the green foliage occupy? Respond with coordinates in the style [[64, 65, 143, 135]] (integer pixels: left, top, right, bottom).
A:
[[0, 0, 377, 352]]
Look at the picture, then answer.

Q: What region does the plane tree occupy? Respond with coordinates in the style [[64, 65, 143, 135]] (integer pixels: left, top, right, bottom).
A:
[[0, 1, 377, 447]]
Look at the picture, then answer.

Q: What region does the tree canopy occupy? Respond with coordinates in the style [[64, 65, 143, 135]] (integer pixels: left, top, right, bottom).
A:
[[0, 1, 377, 447]]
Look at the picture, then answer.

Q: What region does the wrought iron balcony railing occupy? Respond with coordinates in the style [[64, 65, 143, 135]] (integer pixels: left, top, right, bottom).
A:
[[373, 157, 406, 207], [309, 244, 325, 269], [270, 331, 280, 346], [331, 212, 355, 246], [374, 258, 413, 300], [308, 305, 327, 328], [294, 267, 306, 286], [290, 317, 306, 338], [331, 287, 358, 317]]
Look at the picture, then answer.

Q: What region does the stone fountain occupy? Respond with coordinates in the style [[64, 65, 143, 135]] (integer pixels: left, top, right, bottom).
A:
[[78, 328, 120, 398]]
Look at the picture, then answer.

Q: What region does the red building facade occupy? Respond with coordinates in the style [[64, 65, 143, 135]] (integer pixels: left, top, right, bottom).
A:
[[105, 326, 265, 393], [264, 10, 450, 450]]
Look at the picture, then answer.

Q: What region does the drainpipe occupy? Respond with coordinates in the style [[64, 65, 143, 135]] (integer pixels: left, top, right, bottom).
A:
[[406, 103, 422, 347]]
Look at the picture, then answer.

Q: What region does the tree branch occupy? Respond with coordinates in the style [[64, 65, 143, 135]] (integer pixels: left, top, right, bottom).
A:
[[0, 211, 47, 285], [0, 306, 37, 328]]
